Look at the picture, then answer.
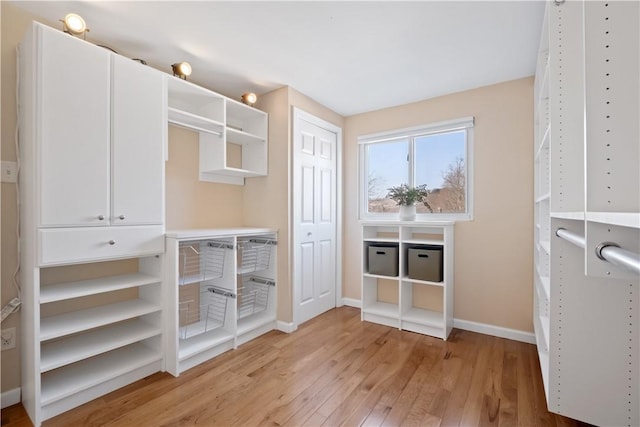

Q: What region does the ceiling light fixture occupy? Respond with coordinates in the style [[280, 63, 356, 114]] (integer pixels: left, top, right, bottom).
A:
[[172, 62, 192, 80], [241, 92, 257, 106], [61, 13, 89, 38]]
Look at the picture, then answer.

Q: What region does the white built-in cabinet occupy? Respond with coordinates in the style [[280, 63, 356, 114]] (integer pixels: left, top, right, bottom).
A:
[[361, 222, 454, 340], [533, 2, 639, 426], [19, 22, 166, 426], [167, 77, 268, 185], [164, 229, 277, 375]]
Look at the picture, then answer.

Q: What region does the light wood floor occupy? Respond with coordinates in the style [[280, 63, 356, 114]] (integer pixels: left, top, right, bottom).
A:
[[2, 307, 588, 427]]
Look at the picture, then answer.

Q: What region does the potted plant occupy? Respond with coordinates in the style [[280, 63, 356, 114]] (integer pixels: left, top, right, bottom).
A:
[[386, 183, 432, 220]]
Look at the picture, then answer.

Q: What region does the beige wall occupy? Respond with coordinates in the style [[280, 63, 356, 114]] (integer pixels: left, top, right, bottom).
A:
[[344, 77, 535, 332], [245, 86, 344, 323], [166, 126, 244, 229]]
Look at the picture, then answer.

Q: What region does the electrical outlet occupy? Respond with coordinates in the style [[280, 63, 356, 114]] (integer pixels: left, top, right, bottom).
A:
[[1, 327, 16, 350], [1, 161, 17, 183]]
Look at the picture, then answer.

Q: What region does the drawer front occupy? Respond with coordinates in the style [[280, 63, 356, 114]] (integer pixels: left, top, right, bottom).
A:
[[39, 226, 164, 266]]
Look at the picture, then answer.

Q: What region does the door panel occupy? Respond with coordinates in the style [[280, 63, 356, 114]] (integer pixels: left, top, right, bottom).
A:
[[294, 111, 338, 325], [300, 243, 315, 303], [39, 27, 110, 227], [111, 54, 165, 225]]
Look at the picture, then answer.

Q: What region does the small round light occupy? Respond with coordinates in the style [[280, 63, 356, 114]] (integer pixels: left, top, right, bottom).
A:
[[241, 92, 257, 106], [172, 62, 192, 79], [63, 13, 87, 35]]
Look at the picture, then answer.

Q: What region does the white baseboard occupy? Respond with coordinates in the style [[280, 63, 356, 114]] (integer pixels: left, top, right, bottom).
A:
[[453, 318, 536, 344], [341, 297, 361, 308], [1, 387, 20, 409], [276, 320, 297, 334]]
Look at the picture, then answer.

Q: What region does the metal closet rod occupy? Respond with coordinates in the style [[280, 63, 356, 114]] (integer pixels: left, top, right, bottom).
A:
[[555, 228, 640, 275]]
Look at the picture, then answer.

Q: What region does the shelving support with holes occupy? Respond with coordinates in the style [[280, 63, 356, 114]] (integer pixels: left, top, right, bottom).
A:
[[166, 77, 268, 185], [361, 221, 454, 340], [165, 228, 277, 376], [533, 2, 639, 426]]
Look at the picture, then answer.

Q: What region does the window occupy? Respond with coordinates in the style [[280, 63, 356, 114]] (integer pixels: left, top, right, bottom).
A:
[[359, 117, 474, 220]]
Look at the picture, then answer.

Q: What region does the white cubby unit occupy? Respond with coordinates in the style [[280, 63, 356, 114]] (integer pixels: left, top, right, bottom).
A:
[[361, 222, 454, 340], [534, 2, 639, 426], [165, 228, 277, 376], [19, 22, 166, 426], [167, 77, 268, 185]]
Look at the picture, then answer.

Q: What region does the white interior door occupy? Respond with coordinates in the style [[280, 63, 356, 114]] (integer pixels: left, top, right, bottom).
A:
[[293, 109, 341, 325]]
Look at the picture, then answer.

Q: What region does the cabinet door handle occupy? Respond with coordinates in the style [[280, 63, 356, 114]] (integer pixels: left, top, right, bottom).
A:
[[108, 240, 116, 245], [118, 215, 125, 220], [98, 215, 105, 221]]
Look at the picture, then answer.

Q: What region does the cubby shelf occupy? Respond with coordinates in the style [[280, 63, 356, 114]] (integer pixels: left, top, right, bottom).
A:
[[361, 221, 454, 340]]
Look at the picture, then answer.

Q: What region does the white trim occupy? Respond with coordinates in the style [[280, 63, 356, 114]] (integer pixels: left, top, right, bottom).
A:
[[276, 320, 297, 334], [341, 297, 362, 308], [358, 116, 475, 144], [1, 388, 21, 409], [453, 318, 536, 344], [291, 107, 343, 329]]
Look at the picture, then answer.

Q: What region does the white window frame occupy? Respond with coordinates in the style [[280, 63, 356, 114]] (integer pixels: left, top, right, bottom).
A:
[[358, 116, 474, 222]]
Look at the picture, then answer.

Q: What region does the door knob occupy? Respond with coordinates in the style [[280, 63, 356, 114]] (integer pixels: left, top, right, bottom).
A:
[[98, 215, 105, 220], [108, 240, 116, 245], [118, 215, 125, 220], [307, 232, 312, 236]]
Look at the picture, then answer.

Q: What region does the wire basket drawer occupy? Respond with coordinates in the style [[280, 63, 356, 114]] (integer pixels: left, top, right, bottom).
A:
[[179, 286, 235, 339], [179, 240, 230, 285], [237, 238, 276, 274], [237, 276, 275, 319]]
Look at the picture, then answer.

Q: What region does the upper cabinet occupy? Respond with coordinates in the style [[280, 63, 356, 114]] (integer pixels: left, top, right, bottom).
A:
[[38, 24, 111, 227], [35, 24, 165, 228], [167, 77, 268, 185]]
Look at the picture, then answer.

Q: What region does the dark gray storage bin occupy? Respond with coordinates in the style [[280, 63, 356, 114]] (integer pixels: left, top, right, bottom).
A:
[[407, 246, 443, 282], [368, 244, 399, 277]]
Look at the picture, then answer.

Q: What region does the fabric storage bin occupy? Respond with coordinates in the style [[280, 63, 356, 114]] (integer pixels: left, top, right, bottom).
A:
[[368, 244, 399, 276], [407, 246, 443, 282]]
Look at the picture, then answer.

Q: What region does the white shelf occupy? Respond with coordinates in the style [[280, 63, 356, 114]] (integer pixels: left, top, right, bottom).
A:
[[539, 240, 550, 255], [178, 328, 235, 361], [237, 312, 277, 337], [40, 319, 160, 372], [551, 211, 585, 221], [362, 222, 453, 340], [362, 301, 399, 318], [180, 317, 224, 339], [40, 299, 160, 341], [402, 277, 444, 287], [363, 237, 399, 243], [536, 193, 551, 203], [40, 273, 160, 303], [363, 272, 399, 280], [401, 307, 444, 328], [203, 167, 265, 178], [168, 107, 224, 135], [40, 343, 161, 406], [226, 127, 265, 146], [586, 212, 640, 229], [402, 239, 443, 246]]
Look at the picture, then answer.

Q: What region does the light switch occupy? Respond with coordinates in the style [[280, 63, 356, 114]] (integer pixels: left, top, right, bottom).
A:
[[1, 161, 17, 183]]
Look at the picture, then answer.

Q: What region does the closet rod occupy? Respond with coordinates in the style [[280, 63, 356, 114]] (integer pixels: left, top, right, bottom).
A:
[[596, 243, 640, 275], [555, 228, 585, 249], [556, 228, 640, 274]]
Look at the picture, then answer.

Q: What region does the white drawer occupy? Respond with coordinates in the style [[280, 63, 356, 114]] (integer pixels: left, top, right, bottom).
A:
[[39, 226, 164, 266]]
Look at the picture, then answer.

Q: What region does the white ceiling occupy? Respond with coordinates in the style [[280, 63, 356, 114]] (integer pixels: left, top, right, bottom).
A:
[[10, 1, 545, 116]]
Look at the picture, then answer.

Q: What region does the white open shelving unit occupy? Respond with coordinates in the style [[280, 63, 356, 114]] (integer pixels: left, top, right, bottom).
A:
[[164, 228, 277, 376], [534, 2, 639, 426], [361, 221, 454, 340], [166, 77, 268, 185]]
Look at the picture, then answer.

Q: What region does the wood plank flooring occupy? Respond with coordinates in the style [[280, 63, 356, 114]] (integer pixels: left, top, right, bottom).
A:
[[2, 307, 588, 427]]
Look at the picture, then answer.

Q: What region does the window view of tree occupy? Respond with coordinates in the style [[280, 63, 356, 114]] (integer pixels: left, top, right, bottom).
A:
[[365, 129, 468, 215]]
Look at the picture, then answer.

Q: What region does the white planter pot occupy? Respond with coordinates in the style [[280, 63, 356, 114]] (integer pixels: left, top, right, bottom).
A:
[[399, 205, 416, 221]]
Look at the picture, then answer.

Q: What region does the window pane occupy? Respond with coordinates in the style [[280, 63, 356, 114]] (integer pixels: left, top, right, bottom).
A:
[[367, 140, 409, 213], [414, 130, 466, 213]]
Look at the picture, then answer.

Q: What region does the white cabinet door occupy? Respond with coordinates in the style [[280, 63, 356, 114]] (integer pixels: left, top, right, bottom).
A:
[[39, 26, 111, 227], [111, 55, 165, 225]]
